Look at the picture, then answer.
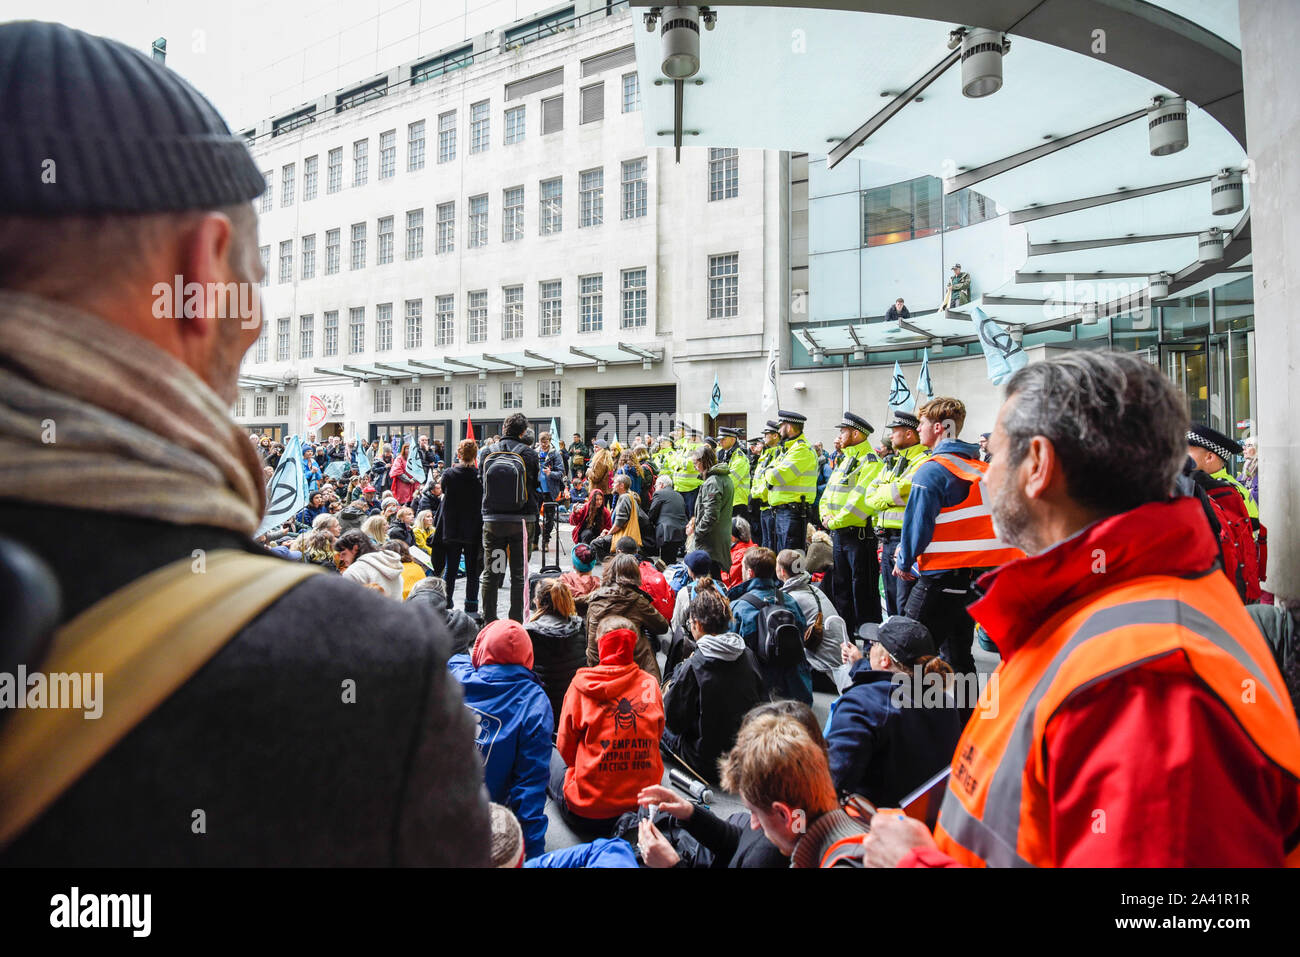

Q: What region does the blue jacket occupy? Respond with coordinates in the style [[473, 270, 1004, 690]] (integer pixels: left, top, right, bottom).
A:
[[823, 660, 963, 806], [729, 577, 811, 704], [523, 837, 638, 868], [896, 439, 982, 578], [538, 446, 564, 496], [447, 654, 554, 859]]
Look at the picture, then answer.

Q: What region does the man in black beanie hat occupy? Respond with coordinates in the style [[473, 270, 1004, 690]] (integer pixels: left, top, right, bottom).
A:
[[0, 22, 489, 866]]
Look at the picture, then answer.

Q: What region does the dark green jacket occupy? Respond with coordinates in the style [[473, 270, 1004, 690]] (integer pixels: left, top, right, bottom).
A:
[[694, 464, 735, 567]]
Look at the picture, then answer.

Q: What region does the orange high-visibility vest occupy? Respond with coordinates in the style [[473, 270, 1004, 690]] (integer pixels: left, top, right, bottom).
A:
[[934, 569, 1300, 867], [916, 454, 1025, 571]]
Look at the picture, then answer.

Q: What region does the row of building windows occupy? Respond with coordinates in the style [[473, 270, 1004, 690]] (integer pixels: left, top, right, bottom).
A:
[[235, 393, 292, 419], [368, 379, 563, 414], [255, 73, 647, 214]]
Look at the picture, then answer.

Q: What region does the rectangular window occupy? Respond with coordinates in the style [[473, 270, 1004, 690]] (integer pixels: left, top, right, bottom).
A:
[[327, 148, 342, 193], [502, 186, 524, 241], [580, 82, 604, 124], [301, 233, 316, 279], [255, 328, 268, 363], [258, 173, 272, 213], [254, 394, 267, 417], [436, 202, 455, 253], [379, 129, 396, 179], [503, 285, 523, 339], [403, 386, 422, 412], [621, 157, 647, 220], [278, 240, 293, 283], [276, 316, 290, 360], [435, 385, 452, 411], [350, 222, 366, 270], [541, 94, 563, 135], [580, 168, 603, 227], [323, 310, 338, 356], [299, 314, 314, 358], [501, 381, 523, 409], [621, 267, 647, 329], [406, 209, 423, 259], [376, 302, 393, 352], [622, 72, 641, 113], [539, 177, 562, 235], [579, 274, 602, 333], [467, 383, 486, 410], [235, 395, 247, 417], [539, 280, 562, 336], [438, 111, 456, 163], [377, 215, 394, 265], [353, 139, 368, 187], [373, 388, 391, 414], [708, 253, 739, 319], [276, 394, 289, 417], [468, 290, 488, 343], [258, 245, 269, 287], [470, 100, 490, 153], [407, 120, 425, 171], [404, 299, 423, 349], [709, 148, 739, 201], [325, 228, 340, 275], [539, 379, 561, 408], [281, 163, 295, 206], [348, 306, 365, 353], [504, 105, 526, 144], [303, 155, 318, 200], [436, 294, 455, 347], [468, 194, 488, 249]]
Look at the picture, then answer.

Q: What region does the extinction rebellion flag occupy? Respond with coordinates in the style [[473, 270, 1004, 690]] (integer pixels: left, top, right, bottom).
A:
[[255, 434, 307, 538]]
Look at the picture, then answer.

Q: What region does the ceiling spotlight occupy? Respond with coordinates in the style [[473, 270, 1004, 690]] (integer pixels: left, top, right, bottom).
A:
[[851, 348, 865, 362], [955, 27, 1008, 98], [642, 358, 652, 370], [701, 6, 717, 30], [1211, 168, 1244, 216], [410, 374, 421, 384], [811, 348, 825, 364], [1148, 272, 1171, 299], [597, 361, 607, 373], [276, 383, 286, 393], [443, 373, 452, 382], [1197, 227, 1225, 262], [1080, 303, 1098, 325], [253, 385, 264, 394], [1148, 95, 1188, 156], [379, 378, 391, 386], [477, 370, 486, 380], [930, 340, 944, 355], [554, 364, 564, 375], [660, 6, 700, 79], [514, 367, 523, 378]]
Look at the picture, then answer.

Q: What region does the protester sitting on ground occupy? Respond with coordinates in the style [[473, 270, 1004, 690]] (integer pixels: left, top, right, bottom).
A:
[[487, 804, 527, 868], [612, 535, 673, 619], [407, 576, 478, 656], [296, 490, 327, 530], [571, 488, 611, 546], [828, 616, 962, 805], [560, 543, 602, 608], [299, 530, 339, 572], [603, 473, 642, 556], [382, 540, 426, 600], [413, 509, 435, 554], [648, 474, 688, 565], [362, 513, 388, 546], [340, 535, 404, 599], [637, 701, 824, 869], [661, 577, 767, 784], [449, 620, 553, 860], [670, 549, 717, 636], [523, 836, 639, 869], [731, 547, 812, 704], [723, 518, 753, 588], [387, 505, 416, 547], [526, 578, 588, 720], [778, 548, 847, 693], [551, 617, 665, 839], [332, 529, 374, 571], [583, 553, 670, 681]]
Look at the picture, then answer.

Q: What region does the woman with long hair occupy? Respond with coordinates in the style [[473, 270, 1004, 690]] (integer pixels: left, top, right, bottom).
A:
[[525, 578, 587, 719], [570, 487, 610, 546]]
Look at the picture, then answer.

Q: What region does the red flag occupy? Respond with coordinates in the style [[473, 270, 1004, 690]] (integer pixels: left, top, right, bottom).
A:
[[466, 415, 476, 442]]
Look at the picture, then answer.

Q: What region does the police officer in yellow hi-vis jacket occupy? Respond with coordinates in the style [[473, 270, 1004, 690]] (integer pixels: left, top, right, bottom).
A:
[[717, 427, 752, 532], [761, 410, 820, 554], [862, 410, 931, 616], [750, 421, 781, 549], [819, 412, 885, 636]]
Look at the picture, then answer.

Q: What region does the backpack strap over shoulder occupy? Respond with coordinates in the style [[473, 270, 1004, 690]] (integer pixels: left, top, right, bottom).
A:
[[0, 550, 319, 848]]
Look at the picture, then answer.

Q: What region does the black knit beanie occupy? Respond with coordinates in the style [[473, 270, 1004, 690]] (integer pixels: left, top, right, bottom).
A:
[[0, 20, 265, 214]]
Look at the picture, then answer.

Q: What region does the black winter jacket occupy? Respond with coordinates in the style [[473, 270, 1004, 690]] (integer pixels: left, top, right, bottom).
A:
[[438, 463, 484, 545], [524, 612, 587, 720]]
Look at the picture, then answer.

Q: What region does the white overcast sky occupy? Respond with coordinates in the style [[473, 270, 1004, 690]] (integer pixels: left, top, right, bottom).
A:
[[2, 0, 563, 129]]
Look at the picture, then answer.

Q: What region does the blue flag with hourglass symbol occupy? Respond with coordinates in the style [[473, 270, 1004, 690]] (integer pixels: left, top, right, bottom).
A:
[[255, 434, 307, 538], [888, 360, 915, 413], [974, 306, 1028, 386], [916, 349, 934, 401], [709, 375, 722, 418]]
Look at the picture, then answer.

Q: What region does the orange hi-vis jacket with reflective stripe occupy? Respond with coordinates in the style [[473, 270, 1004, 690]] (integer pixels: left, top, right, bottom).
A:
[[916, 454, 1025, 572], [933, 568, 1300, 867]]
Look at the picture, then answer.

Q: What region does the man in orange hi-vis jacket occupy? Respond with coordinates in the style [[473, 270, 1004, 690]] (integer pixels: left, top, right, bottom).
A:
[[866, 352, 1300, 868]]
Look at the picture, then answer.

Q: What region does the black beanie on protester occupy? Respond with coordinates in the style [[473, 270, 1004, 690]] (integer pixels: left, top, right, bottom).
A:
[[0, 20, 265, 214]]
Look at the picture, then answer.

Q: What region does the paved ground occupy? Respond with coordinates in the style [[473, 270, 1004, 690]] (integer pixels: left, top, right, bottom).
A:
[[443, 518, 1000, 856]]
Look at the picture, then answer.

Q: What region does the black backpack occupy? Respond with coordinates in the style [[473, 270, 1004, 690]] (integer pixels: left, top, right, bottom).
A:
[[482, 442, 529, 513], [740, 592, 804, 667]]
